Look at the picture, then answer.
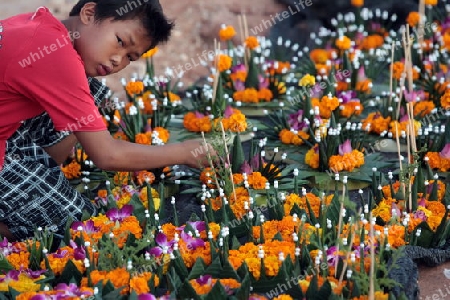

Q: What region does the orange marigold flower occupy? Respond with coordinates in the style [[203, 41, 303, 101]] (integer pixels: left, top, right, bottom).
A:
[[153, 127, 170, 143], [200, 167, 216, 188], [61, 160, 81, 180], [135, 132, 152, 145], [217, 54, 232, 72], [310, 49, 329, 64], [130, 272, 159, 295], [142, 47, 158, 58], [219, 25, 236, 41], [335, 36, 352, 50], [227, 112, 248, 132], [232, 173, 244, 185], [247, 172, 267, 189], [183, 112, 212, 132], [406, 12, 420, 27], [238, 88, 259, 103], [392, 61, 405, 80], [321, 94, 340, 111], [351, 0, 363, 6], [114, 171, 130, 185], [279, 129, 310, 146], [340, 101, 363, 118], [245, 36, 259, 49], [441, 89, 450, 109], [113, 131, 129, 141], [360, 35, 384, 50], [328, 150, 365, 172], [356, 79, 372, 93], [6, 252, 30, 270], [257, 88, 274, 102], [413, 101, 435, 117], [136, 171, 155, 185], [425, 0, 437, 4], [125, 81, 144, 96], [362, 112, 391, 134]]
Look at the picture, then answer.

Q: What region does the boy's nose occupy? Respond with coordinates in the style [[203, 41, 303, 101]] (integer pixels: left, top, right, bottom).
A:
[[110, 54, 122, 67]]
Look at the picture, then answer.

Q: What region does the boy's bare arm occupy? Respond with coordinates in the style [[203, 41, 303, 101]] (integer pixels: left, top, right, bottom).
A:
[[74, 130, 214, 171], [42, 134, 78, 165]]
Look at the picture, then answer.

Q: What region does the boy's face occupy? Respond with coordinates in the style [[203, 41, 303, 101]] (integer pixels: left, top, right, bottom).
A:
[[75, 4, 152, 77]]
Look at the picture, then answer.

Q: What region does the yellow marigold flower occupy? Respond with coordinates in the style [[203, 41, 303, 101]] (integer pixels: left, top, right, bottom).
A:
[[372, 200, 392, 222], [245, 36, 259, 49], [125, 81, 144, 96], [217, 54, 232, 72], [335, 36, 352, 50], [0, 273, 43, 293], [305, 145, 319, 169], [299, 74, 316, 87], [114, 171, 130, 185], [406, 12, 420, 27], [141, 46, 158, 58], [219, 25, 236, 41], [351, 0, 364, 7]]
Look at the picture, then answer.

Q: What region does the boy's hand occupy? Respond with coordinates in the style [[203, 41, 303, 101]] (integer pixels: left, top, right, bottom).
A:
[[180, 139, 218, 168]]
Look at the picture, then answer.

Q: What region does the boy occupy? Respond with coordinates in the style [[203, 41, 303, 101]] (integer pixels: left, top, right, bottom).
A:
[[0, 0, 214, 242]]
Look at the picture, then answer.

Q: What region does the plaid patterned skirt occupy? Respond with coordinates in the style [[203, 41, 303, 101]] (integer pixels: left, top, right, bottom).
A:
[[0, 78, 109, 241]]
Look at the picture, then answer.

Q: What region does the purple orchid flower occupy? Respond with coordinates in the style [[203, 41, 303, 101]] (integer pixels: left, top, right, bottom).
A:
[[181, 231, 205, 250], [224, 106, 234, 118], [288, 110, 309, 131], [326, 246, 342, 266], [177, 221, 206, 233], [240, 161, 252, 175], [23, 269, 46, 279], [194, 111, 206, 118], [404, 90, 423, 102], [137, 294, 158, 300], [148, 233, 175, 257], [418, 198, 426, 207], [357, 66, 367, 82], [106, 204, 133, 222], [231, 64, 246, 73], [234, 80, 245, 91], [71, 220, 99, 233], [258, 75, 269, 89], [391, 202, 401, 218], [69, 240, 86, 260], [0, 238, 20, 257], [440, 143, 450, 159], [0, 270, 20, 282], [196, 274, 212, 285], [338, 140, 352, 156], [337, 90, 359, 104], [53, 249, 70, 259], [55, 283, 94, 297], [414, 210, 428, 221]]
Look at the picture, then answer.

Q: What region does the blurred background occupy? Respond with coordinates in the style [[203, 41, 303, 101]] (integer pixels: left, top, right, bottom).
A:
[[0, 0, 425, 95]]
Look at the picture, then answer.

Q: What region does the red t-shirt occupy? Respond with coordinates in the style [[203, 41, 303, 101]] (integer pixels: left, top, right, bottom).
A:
[[0, 7, 107, 170]]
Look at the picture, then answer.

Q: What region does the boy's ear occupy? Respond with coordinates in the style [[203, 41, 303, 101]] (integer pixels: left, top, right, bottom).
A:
[[79, 2, 97, 25]]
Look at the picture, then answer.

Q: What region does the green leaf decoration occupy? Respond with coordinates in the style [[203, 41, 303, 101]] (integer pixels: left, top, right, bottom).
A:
[[203, 256, 240, 280], [128, 193, 146, 224], [235, 272, 251, 300], [0, 256, 13, 273], [178, 279, 201, 300], [305, 275, 332, 300], [204, 280, 229, 300], [8, 287, 20, 299], [232, 134, 245, 173], [187, 257, 206, 280], [57, 259, 83, 286], [231, 235, 242, 250], [415, 221, 435, 248], [245, 52, 260, 89]]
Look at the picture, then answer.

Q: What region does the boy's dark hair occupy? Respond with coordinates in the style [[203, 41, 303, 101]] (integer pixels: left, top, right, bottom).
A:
[[69, 0, 174, 50]]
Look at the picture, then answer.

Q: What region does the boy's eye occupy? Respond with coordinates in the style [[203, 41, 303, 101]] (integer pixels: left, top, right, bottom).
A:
[[127, 55, 134, 61], [116, 36, 124, 47]]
